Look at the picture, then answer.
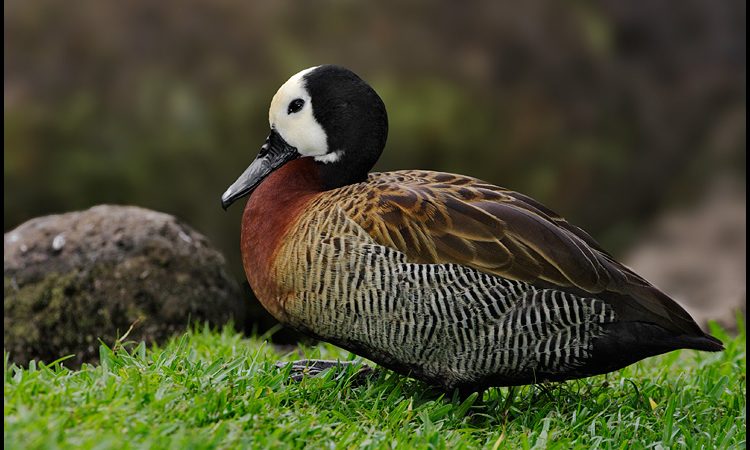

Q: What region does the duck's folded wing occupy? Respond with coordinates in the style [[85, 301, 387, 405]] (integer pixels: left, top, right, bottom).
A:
[[343, 171, 706, 337]]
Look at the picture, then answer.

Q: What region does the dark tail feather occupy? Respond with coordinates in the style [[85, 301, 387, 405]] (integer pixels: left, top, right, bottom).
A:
[[677, 333, 724, 352], [585, 322, 725, 377]]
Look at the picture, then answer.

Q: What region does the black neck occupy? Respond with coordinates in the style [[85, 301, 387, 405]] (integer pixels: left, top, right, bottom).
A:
[[315, 137, 384, 190]]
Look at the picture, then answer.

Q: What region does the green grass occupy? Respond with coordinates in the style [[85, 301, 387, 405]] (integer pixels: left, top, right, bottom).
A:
[[5, 320, 746, 450]]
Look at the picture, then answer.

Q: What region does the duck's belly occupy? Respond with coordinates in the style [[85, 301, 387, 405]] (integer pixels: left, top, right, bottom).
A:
[[272, 210, 616, 389]]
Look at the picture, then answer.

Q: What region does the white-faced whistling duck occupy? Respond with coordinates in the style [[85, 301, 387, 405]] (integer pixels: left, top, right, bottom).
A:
[[221, 65, 723, 393]]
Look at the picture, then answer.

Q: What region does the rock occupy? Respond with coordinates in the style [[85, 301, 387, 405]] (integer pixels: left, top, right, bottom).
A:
[[4, 205, 245, 367]]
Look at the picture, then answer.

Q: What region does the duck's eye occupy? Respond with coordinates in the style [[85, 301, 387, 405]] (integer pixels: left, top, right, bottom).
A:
[[287, 98, 305, 114]]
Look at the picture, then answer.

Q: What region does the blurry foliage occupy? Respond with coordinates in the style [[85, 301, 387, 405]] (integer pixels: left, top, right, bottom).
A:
[[4, 0, 746, 285]]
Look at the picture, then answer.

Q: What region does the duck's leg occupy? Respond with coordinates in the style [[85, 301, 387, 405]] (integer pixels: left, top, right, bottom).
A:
[[501, 385, 517, 413], [275, 359, 373, 383], [454, 386, 486, 404]]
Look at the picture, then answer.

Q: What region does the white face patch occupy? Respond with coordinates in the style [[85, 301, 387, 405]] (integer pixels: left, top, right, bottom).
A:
[[269, 66, 330, 160]]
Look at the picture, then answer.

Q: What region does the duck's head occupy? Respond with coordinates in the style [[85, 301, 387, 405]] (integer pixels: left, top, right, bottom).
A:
[[221, 65, 388, 209]]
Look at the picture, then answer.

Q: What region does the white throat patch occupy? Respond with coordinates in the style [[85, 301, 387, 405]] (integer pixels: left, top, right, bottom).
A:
[[269, 66, 329, 159], [314, 150, 343, 164]]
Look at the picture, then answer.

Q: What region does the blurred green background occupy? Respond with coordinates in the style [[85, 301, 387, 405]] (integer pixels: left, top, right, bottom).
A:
[[4, 0, 745, 331]]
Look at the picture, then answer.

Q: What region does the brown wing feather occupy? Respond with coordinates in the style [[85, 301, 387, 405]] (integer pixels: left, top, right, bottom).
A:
[[336, 170, 703, 335]]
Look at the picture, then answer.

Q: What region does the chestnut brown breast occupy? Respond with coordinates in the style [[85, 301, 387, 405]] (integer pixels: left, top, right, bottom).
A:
[[240, 158, 322, 321]]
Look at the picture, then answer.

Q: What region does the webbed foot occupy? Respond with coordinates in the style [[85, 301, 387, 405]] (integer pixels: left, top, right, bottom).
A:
[[275, 359, 374, 384]]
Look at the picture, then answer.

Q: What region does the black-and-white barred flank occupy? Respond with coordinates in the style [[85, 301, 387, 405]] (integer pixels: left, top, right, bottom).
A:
[[277, 209, 617, 389]]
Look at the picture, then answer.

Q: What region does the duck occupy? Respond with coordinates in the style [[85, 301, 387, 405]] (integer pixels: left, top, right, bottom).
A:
[[221, 65, 723, 392]]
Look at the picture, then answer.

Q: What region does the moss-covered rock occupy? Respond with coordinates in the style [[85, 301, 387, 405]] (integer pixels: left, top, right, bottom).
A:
[[4, 205, 244, 367]]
